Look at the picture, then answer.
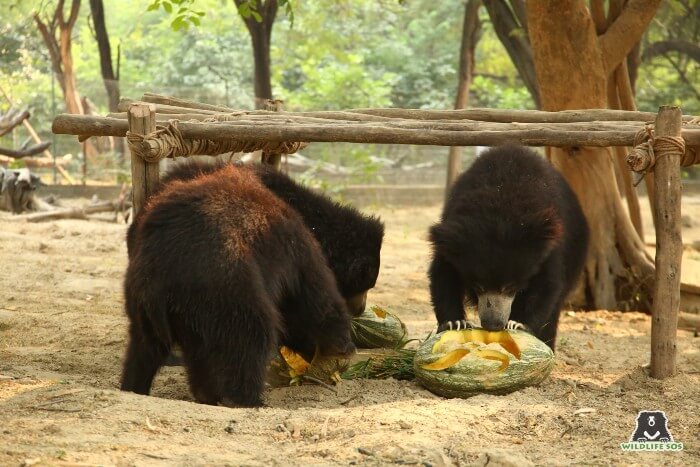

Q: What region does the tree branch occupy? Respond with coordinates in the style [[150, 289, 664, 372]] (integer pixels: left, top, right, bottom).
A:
[[55, 0, 66, 26], [664, 53, 700, 101], [88, 0, 115, 80], [233, 0, 257, 35], [33, 14, 66, 91], [599, 0, 661, 74], [263, 0, 279, 38], [509, 0, 527, 35], [0, 142, 52, 158], [0, 108, 31, 137], [483, 0, 540, 107], [66, 0, 81, 29], [590, 0, 606, 35], [642, 40, 700, 64]]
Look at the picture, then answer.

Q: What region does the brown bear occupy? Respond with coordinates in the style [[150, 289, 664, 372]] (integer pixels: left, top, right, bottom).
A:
[[121, 165, 355, 407]]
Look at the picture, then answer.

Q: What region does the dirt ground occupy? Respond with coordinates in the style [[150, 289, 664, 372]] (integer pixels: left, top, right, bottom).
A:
[[1, 195, 699, 466]]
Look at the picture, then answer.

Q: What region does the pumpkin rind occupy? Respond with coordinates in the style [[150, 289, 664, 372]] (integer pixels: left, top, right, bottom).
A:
[[350, 305, 408, 348], [414, 329, 554, 398]]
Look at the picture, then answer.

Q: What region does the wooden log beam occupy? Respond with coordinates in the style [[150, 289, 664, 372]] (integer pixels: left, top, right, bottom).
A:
[[22, 200, 127, 222], [52, 113, 700, 148], [0, 155, 69, 168], [141, 92, 236, 113], [678, 311, 700, 333], [105, 111, 652, 129], [127, 104, 158, 217], [0, 108, 30, 137], [0, 142, 52, 158], [137, 94, 699, 123], [650, 105, 683, 379]]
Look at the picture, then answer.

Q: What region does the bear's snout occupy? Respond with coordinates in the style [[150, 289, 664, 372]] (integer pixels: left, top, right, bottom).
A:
[[478, 292, 515, 331]]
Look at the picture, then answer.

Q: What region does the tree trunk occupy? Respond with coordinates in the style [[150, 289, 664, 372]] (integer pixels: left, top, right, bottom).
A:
[[234, 0, 278, 109], [526, 0, 660, 310], [34, 0, 84, 115], [59, 26, 83, 115], [89, 0, 124, 165], [483, 0, 540, 108], [446, 0, 482, 189]]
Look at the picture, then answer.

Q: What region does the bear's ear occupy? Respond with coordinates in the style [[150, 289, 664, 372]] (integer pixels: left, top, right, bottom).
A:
[[527, 207, 564, 244], [429, 221, 468, 256]]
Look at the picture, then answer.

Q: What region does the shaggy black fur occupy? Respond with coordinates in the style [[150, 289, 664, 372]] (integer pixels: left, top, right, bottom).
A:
[[428, 144, 589, 349], [121, 166, 355, 407], [150, 159, 385, 316]]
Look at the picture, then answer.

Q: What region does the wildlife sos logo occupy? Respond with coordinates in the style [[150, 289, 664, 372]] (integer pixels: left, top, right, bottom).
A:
[[620, 411, 684, 452]]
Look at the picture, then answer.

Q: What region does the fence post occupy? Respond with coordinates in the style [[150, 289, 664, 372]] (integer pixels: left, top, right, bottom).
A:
[[650, 105, 683, 379], [128, 103, 158, 217]]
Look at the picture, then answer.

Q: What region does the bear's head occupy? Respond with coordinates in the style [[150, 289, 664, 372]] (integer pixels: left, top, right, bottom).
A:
[[430, 203, 563, 331]]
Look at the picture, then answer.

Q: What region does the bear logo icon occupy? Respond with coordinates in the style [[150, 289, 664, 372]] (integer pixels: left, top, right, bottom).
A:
[[630, 411, 674, 442]]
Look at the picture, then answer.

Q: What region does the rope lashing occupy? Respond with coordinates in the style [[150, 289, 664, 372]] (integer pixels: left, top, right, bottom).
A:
[[126, 120, 308, 163], [626, 124, 696, 186]]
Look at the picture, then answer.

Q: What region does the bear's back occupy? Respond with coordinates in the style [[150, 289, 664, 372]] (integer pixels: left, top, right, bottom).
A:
[[131, 165, 294, 268]]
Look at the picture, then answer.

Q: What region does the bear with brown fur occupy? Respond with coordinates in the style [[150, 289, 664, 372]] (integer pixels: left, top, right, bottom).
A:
[[149, 160, 385, 316], [121, 165, 355, 407]]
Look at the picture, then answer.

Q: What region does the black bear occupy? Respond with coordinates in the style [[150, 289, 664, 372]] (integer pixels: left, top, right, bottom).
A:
[[149, 159, 385, 316], [428, 144, 589, 349], [630, 411, 674, 442], [121, 165, 355, 407]]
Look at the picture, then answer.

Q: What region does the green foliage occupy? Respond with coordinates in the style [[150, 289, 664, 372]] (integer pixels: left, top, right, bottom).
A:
[[0, 0, 697, 177], [147, 0, 206, 31], [635, 0, 699, 114]]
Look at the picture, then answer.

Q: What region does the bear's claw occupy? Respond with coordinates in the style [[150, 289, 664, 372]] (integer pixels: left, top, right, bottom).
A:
[[506, 320, 530, 331], [437, 320, 474, 332]]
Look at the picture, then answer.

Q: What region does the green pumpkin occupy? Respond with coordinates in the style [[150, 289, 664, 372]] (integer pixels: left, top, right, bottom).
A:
[[413, 329, 554, 398], [350, 305, 407, 349]]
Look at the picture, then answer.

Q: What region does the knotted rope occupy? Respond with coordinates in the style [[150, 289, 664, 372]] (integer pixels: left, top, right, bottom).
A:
[[126, 119, 308, 163], [626, 123, 697, 186]]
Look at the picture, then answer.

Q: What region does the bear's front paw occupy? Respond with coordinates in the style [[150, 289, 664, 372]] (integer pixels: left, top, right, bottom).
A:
[[437, 320, 474, 332], [506, 320, 531, 332]]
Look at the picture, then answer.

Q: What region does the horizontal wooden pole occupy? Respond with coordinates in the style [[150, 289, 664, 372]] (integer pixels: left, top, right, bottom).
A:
[[139, 93, 698, 123], [105, 111, 650, 130], [52, 113, 700, 148]]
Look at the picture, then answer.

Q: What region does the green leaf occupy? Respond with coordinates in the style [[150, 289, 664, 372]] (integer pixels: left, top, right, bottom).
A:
[[250, 9, 262, 22], [163, 1, 172, 13], [146, 1, 160, 12], [238, 2, 250, 18], [190, 16, 201, 27]]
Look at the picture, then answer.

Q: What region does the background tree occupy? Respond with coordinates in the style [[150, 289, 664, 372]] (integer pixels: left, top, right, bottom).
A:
[[33, 0, 84, 115], [482, 0, 539, 107], [233, 0, 280, 108], [88, 0, 124, 161], [446, 0, 482, 188], [526, 0, 661, 310]]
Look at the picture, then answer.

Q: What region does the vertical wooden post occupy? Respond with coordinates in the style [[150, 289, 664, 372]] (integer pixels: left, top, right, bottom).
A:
[[81, 140, 87, 185], [650, 105, 683, 379], [128, 103, 158, 217], [261, 99, 283, 171]]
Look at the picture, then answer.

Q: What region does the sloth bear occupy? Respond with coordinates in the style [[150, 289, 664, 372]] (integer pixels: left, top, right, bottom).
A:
[[428, 144, 589, 349], [150, 160, 385, 316], [121, 165, 356, 407]]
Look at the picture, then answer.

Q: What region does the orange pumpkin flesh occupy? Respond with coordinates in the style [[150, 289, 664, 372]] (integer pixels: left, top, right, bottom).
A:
[[420, 349, 471, 371], [422, 329, 522, 372]]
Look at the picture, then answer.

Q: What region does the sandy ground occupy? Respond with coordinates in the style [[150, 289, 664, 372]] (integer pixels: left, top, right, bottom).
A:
[[1, 196, 699, 466]]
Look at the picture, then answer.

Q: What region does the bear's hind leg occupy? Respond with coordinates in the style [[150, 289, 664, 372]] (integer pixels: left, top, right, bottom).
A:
[[182, 289, 280, 408], [120, 320, 170, 395]]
